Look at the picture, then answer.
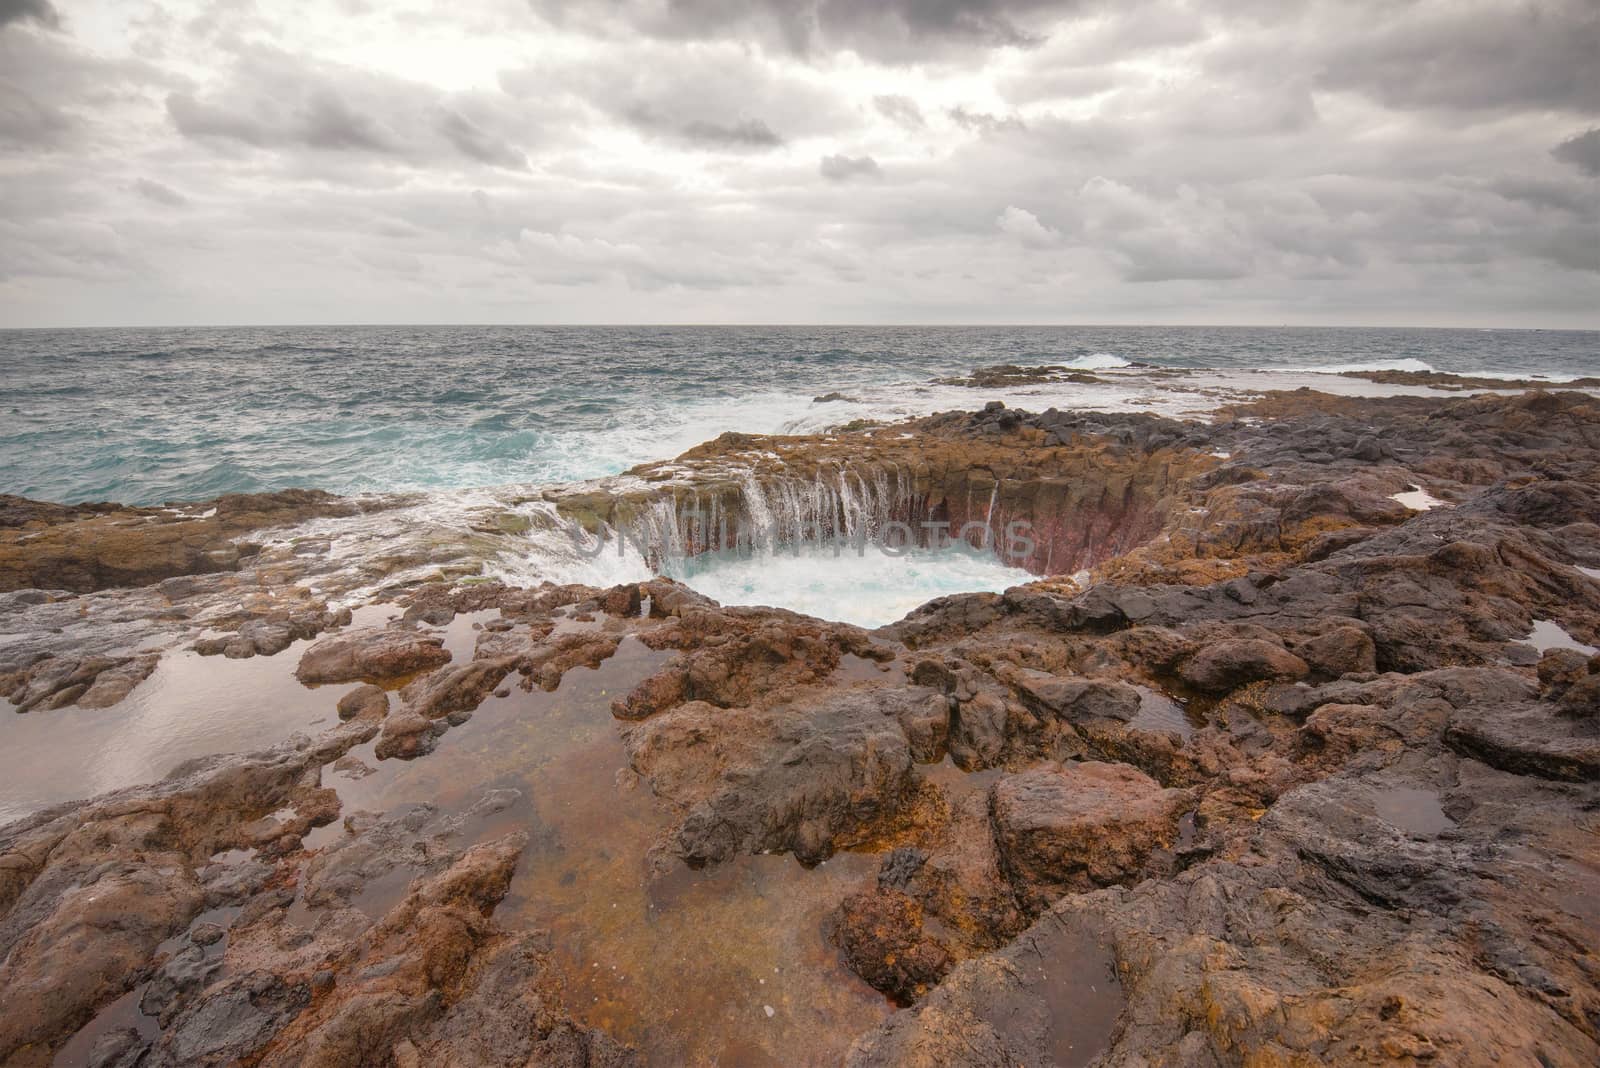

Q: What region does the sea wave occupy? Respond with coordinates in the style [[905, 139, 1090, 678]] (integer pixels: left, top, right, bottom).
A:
[[1448, 368, 1584, 383], [1292, 358, 1584, 381], [1296, 359, 1437, 374], [1061, 353, 1132, 370]]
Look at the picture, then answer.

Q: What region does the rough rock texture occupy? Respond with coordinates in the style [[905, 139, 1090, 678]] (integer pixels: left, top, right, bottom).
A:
[[4, 389, 1600, 1067], [295, 628, 453, 685], [548, 408, 1219, 576], [2, 653, 160, 712], [0, 718, 379, 1064], [0, 490, 368, 594], [990, 761, 1190, 910]]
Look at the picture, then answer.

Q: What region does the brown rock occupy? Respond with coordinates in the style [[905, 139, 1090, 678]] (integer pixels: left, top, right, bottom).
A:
[[1010, 675, 1141, 724], [1296, 625, 1377, 679], [336, 684, 389, 721], [1179, 638, 1309, 694], [0, 863, 205, 1059], [0, 489, 359, 594], [991, 761, 1189, 910], [831, 888, 953, 1004], [374, 711, 441, 760], [400, 657, 517, 721], [295, 628, 452, 685], [5, 653, 160, 712]]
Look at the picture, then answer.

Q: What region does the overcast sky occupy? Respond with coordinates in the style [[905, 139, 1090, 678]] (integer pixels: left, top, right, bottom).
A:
[[1, 0, 1597, 328]]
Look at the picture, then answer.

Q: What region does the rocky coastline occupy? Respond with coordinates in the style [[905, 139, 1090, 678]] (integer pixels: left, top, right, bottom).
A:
[[2, 387, 1598, 1067]]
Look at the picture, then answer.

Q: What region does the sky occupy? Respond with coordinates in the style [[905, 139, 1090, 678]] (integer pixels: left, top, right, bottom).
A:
[[1, 0, 1597, 328]]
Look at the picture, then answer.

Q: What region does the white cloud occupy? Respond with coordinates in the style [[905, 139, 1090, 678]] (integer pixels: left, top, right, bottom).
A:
[[996, 205, 1057, 247], [0, 0, 1594, 326]]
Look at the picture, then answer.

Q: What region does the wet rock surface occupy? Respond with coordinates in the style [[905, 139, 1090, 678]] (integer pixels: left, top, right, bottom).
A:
[[2, 388, 1599, 1066], [295, 628, 453, 685]]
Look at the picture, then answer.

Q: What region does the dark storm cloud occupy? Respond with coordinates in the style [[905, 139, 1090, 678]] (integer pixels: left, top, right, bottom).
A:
[[2, 25, 170, 150], [133, 178, 187, 207], [0, 0, 58, 30], [503, 39, 846, 148], [166, 92, 269, 146], [168, 89, 402, 155], [819, 153, 880, 181], [531, 0, 1085, 60], [1492, 176, 1594, 215], [1309, 0, 1600, 113], [1552, 128, 1600, 176]]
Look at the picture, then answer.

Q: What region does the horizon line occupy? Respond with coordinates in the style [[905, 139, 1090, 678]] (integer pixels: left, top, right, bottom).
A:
[[3, 321, 1598, 333]]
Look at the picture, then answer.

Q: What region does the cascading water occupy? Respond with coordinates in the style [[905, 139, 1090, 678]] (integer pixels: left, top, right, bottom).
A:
[[477, 463, 1034, 628], [598, 464, 1030, 628]]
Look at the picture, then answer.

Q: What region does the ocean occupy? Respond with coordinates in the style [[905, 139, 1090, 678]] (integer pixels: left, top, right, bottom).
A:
[[3, 325, 1597, 507]]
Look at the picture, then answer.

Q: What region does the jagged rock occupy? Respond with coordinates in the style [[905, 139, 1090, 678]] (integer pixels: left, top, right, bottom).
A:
[[4, 390, 1600, 1067], [1008, 674, 1141, 723], [0, 862, 206, 1059], [399, 657, 516, 721], [847, 910, 1124, 1068], [625, 688, 921, 867], [4, 652, 160, 712], [374, 711, 444, 760], [87, 1028, 150, 1068]]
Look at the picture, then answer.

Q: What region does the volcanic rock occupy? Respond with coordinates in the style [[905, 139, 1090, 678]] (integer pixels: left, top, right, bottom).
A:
[[295, 627, 452, 685]]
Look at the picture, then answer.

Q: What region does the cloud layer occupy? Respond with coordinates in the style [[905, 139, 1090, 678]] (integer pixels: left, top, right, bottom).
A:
[[1, 0, 1596, 326]]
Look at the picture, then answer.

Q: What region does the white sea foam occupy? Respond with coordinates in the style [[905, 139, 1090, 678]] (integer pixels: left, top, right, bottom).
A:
[[1284, 359, 1589, 383], [1060, 352, 1132, 370], [1443, 368, 1585, 383], [254, 359, 1581, 627], [668, 544, 1030, 629], [1296, 359, 1437, 375]]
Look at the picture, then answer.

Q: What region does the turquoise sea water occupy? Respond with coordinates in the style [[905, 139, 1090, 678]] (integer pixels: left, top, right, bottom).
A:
[[2, 324, 1596, 505]]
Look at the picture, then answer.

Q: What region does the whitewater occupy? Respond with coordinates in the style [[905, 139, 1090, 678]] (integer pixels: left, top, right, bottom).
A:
[[4, 324, 1597, 626]]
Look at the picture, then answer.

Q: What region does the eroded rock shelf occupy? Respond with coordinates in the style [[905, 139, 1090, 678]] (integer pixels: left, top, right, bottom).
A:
[[2, 388, 1598, 1067]]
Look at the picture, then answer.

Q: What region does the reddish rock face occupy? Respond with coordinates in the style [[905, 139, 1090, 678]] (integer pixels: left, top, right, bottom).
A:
[[3, 653, 159, 712], [550, 409, 1216, 579]]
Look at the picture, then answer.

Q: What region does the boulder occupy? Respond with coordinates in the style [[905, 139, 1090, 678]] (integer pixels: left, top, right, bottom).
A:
[[295, 628, 452, 685], [1296, 625, 1377, 679], [991, 761, 1190, 910], [1179, 638, 1309, 693]]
